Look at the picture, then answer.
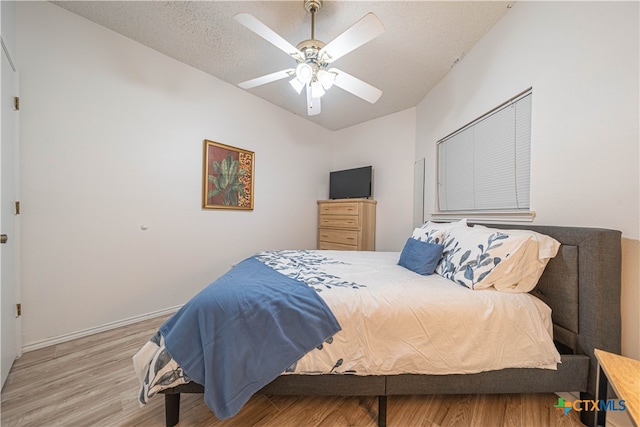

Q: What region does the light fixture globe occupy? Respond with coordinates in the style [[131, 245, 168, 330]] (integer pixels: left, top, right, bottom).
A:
[[317, 69, 336, 90], [295, 63, 313, 84], [289, 77, 305, 94], [310, 80, 325, 98]]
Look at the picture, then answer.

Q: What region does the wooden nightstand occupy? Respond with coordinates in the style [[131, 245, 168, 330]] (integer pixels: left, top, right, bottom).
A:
[[594, 348, 639, 427]]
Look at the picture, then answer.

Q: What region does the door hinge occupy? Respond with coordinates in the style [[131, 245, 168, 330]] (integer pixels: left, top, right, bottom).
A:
[[16, 303, 21, 317], [13, 97, 19, 111], [15, 201, 20, 215]]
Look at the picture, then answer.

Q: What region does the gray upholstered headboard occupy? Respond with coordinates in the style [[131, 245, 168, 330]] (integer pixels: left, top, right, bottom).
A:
[[477, 224, 622, 394]]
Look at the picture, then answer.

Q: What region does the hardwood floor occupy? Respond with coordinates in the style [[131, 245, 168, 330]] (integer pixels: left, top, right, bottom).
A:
[[1, 315, 585, 427]]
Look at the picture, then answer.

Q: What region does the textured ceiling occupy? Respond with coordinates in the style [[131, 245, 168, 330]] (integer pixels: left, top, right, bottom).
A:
[[52, 1, 513, 130]]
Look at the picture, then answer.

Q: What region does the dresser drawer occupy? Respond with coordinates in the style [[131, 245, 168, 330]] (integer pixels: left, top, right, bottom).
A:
[[318, 241, 358, 251], [319, 215, 360, 230], [319, 202, 359, 216], [318, 229, 359, 246]]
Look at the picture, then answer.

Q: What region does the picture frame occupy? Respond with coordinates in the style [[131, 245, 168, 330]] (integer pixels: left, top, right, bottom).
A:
[[202, 139, 254, 210]]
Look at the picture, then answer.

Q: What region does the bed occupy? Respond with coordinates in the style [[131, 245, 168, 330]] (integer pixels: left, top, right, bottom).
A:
[[133, 223, 621, 427]]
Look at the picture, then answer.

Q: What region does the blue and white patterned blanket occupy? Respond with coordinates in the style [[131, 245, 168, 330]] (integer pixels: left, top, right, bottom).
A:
[[135, 253, 341, 419]]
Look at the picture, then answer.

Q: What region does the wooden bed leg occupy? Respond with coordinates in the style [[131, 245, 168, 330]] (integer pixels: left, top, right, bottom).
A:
[[164, 393, 181, 427], [378, 396, 387, 427]]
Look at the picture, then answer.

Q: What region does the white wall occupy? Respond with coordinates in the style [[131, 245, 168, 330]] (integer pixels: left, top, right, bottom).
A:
[[332, 108, 416, 252], [416, 1, 639, 359], [17, 2, 333, 348]]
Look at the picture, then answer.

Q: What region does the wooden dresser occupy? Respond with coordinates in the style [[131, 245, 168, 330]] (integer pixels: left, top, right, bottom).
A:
[[317, 199, 376, 251]]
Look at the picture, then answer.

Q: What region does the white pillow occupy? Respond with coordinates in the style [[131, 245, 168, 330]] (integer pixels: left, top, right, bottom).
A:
[[436, 225, 533, 290], [473, 225, 560, 292], [412, 219, 468, 245]]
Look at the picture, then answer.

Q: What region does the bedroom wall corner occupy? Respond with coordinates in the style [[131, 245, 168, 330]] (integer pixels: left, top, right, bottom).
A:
[[331, 108, 417, 252], [621, 238, 639, 359]]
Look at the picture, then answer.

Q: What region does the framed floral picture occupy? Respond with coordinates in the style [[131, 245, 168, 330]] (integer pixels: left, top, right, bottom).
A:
[[202, 140, 254, 210]]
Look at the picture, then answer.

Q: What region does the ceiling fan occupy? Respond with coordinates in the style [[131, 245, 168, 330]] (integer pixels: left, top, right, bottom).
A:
[[235, 0, 384, 116]]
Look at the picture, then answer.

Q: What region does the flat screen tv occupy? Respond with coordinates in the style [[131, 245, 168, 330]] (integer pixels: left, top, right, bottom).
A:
[[329, 166, 373, 199]]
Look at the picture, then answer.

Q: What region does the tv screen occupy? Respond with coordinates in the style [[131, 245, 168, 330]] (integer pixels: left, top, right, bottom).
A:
[[329, 166, 372, 199]]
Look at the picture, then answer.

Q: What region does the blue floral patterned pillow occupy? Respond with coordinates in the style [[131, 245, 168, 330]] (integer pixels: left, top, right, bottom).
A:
[[398, 238, 445, 275], [472, 225, 560, 292], [436, 225, 532, 290]]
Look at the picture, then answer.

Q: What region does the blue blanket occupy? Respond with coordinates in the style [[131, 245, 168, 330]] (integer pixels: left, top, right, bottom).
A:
[[159, 256, 341, 419]]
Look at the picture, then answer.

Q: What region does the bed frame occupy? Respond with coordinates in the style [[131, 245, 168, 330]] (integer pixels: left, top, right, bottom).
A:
[[159, 224, 622, 427]]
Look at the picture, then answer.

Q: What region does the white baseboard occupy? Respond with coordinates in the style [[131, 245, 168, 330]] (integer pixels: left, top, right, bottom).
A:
[[22, 305, 182, 353], [555, 391, 580, 400], [605, 410, 634, 427]]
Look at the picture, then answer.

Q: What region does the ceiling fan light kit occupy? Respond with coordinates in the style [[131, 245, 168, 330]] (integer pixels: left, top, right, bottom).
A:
[[235, 0, 384, 116]]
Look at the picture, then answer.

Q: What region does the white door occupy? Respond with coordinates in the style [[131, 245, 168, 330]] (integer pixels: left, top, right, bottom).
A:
[[1, 39, 20, 388]]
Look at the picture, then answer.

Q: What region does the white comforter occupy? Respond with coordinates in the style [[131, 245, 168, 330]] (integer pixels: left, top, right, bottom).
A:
[[282, 250, 560, 375]]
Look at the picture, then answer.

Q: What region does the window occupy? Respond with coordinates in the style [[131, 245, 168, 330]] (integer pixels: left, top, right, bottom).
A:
[[436, 90, 532, 221]]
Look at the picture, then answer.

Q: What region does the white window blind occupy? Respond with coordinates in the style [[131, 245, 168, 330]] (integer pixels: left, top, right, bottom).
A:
[[438, 91, 532, 213]]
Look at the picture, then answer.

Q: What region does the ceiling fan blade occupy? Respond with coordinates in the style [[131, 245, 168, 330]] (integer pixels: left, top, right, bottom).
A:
[[331, 68, 382, 104], [238, 69, 295, 90], [234, 13, 304, 61], [319, 13, 384, 64], [306, 85, 321, 116]]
